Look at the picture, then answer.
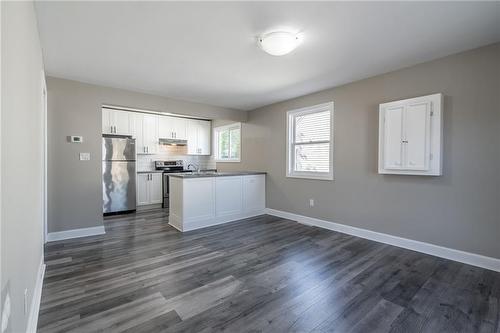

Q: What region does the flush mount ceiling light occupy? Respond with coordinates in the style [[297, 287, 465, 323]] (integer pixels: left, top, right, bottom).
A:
[[258, 31, 302, 56]]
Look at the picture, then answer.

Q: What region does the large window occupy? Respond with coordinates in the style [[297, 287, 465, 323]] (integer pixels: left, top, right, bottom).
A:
[[286, 102, 333, 180], [214, 123, 241, 162]]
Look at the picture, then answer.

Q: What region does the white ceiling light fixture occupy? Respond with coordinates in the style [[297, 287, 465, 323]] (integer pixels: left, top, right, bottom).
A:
[[258, 31, 303, 56]]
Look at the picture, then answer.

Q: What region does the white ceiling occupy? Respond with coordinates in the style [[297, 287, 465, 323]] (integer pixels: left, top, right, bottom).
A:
[[35, 2, 500, 111]]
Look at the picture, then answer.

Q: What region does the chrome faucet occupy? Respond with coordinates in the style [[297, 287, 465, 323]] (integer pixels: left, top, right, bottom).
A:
[[187, 163, 200, 173]]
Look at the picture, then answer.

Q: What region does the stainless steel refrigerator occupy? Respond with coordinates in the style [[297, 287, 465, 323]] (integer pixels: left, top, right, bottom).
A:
[[102, 136, 136, 214]]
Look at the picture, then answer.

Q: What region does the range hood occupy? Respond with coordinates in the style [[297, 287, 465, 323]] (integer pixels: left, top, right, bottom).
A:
[[158, 138, 188, 146]]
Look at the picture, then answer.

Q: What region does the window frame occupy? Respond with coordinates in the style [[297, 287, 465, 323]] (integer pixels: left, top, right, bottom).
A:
[[286, 102, 334, 180], [214, 122, 242, 163]]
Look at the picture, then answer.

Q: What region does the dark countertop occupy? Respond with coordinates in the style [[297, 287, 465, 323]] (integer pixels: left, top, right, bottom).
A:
[[168, 171, 266, 179], [137, 170, 164, 174]]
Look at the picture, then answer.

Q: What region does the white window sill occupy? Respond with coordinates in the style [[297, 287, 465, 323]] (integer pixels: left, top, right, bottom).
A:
[[215, 159, 241, 163], [286, 173, 334, 181]]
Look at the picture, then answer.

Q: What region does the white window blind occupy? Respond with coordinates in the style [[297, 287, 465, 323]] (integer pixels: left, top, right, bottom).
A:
[[287, 102, 333, 180]]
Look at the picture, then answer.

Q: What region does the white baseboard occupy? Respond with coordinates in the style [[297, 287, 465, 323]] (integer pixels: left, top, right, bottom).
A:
[[47, 226, 105, 242], [26, 258, 45, 333], [266, 208, 500, 272], [169, 209, 267, 232]]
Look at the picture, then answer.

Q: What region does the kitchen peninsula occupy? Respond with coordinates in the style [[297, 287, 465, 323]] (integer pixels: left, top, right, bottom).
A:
[[169, 172, 266, 231]]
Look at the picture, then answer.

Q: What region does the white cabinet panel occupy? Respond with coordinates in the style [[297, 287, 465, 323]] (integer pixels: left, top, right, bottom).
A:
[[102, 108, 131, 135], [215, 177, 242, 217], [187, 119, 198, 154], [102, 108, 112, 134], [174, 117, 187, 140], [405, 102, 431, 170], [187, 119, 211, 155], [130, 113, 144, 154], [383, 106, 403, 169], [169, 174, 266, 232], [137, 173, 163, 206], [159, 116, 175, 139], [112, 110, 131, 135], [143, 114, 158, 154], [198, 120, 211, 155], [378, 93, 443, 176], [243, 175, 265, 213], [183, 178, 215, 221], [136, 174, 150, 206], [149, 173, 163, 204]]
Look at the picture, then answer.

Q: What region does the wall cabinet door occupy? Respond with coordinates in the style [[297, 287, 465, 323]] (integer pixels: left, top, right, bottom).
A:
[[136, 174, 150, 206], [198, 120, 211, 155], [130, 113, 145, 154], [405, 101, 431, 170], [186, 119, 199, 154], [383, 106, 404, 169], [159, 116, 174, 139], [102, 108, 112, 134], [149, 173, 163, 204], [102, 108, 131, 135], [143, 114, 158, 154], [112, 110, 131, 135], [131, 113, 158, 154], [378, 93, 442, 176], [173, 117, 188, 140], [187, 119, 211, 155]]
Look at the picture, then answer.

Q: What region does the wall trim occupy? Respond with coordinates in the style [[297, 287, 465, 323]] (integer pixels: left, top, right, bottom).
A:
[[26, 258, 45, 333], [265, 208, 500, 272], [47, 226, 105, 242]]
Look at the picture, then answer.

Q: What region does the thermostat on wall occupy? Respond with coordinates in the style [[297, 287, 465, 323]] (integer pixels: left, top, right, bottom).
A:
[[70, 136, 83, 143]]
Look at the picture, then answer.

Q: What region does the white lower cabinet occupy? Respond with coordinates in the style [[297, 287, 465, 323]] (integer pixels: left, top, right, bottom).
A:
[[169, 174, 266, 231], [137, 173, 163, 206]]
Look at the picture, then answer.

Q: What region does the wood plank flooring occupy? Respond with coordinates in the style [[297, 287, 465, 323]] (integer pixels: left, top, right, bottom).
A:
[[39, 209, 500, 332]]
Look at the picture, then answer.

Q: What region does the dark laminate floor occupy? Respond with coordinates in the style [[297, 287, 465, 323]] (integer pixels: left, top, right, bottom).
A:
[[39, 209, 500, 333]]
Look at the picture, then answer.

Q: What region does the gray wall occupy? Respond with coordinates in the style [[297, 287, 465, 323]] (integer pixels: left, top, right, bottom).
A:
[[1, 2, 45, 331], [47, 77, 246, 233], [219, 43, 500, 259]]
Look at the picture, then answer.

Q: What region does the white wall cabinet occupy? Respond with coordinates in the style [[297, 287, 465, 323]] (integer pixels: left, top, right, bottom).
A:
[[378, 93, 443, 176], [130, 113, 158, 154], [102, 108, 131, 135], [159, 116, 187, 140], [137, 173, 163, 206], [102, 108, 211, 156], [187, 119, 211, 155]]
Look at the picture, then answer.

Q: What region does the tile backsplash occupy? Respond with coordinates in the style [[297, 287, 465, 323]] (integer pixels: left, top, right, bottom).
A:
[[137, 145, 216, 171]]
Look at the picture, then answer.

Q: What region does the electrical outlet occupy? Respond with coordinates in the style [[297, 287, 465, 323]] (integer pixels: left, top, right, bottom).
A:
[[309, 198, 315, 207], [24, 289, 28, 315]]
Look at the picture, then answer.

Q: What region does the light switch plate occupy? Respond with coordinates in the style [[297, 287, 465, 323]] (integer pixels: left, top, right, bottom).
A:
[[79, 153, 91, 161], [70, 136, 83, 143]]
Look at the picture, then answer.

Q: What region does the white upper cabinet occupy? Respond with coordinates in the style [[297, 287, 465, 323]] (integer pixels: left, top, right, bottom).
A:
[[102, 108, 131, 135], [378, 93, 443, 176], [159, 116, 187, 140], [130, 112, 158, 154], [187, 119, 211, 155]]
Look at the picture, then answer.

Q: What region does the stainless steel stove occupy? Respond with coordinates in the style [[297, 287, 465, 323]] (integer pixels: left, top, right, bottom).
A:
[[155, 160, 192, 208]]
